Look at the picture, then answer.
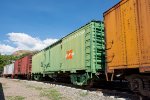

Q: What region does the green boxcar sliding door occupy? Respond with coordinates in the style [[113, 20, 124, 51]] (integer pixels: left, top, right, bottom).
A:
[[32, 51, 45, 74], [44, 43, 62, 72]]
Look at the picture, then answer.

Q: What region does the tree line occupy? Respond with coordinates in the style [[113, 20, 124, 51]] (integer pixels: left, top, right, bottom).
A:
[[0, 53, 32, 74]]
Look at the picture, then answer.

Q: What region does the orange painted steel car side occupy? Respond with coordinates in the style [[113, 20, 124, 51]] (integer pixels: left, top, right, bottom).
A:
[[104, 0, 150, 73]]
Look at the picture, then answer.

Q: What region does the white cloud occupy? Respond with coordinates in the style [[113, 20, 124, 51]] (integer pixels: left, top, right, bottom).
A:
[[0, 32, 58, 55], [0, 44, 16, 55]]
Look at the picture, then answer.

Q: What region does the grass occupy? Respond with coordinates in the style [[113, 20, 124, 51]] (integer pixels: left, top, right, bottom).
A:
[[26, 84, 63, 100], [1, 83, 9, 89], [13, 80, 21, 82], [40, 89, 62, 100], [79, 91, 88, 97], [2, 82, 6, 86], [6, 96, 25, 100], [3, 86, 9, 89], [26, 85, 43, 90]]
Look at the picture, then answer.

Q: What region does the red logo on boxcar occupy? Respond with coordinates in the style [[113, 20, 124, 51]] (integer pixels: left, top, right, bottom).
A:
[[66, 50, 74, 60]]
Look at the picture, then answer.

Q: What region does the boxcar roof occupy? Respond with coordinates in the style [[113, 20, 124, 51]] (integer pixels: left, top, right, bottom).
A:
[[34, 20, 102, 55]]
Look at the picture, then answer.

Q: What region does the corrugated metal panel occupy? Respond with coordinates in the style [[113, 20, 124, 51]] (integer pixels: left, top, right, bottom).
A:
[[14, 55, 32, 75], [32, 21, 105, 74], [137, 0, 150, 72], [21, 55, 32, 74], [3, 63, 14, 75], [61, 21, 105, 73], [3, 65, 7, 75], [14, 60, 19, 74], [61, 27, 86, 71], [32, 51, 45, 73], [104, 0, 150, 72], [48, 43, 62, 71], [36, 43, 62, 73], [7, 63, 14, 75]]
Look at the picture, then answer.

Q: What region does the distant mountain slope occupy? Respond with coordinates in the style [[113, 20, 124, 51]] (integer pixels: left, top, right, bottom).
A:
[[12, 50, 33, 56]]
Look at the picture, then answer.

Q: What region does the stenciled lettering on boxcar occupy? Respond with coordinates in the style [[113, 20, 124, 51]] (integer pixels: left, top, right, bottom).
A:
[[41, 62, 50, 68]]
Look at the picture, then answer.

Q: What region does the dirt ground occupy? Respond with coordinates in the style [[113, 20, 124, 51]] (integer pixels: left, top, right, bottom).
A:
[[0, 78, 125, 100], [0, 78, 50, 100]]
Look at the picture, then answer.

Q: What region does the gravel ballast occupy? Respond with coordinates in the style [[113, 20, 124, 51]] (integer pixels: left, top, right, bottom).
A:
[[0, 78, 128, 100]]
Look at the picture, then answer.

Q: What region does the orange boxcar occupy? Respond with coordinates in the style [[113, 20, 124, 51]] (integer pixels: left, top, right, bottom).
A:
[[104, 0, 150, 97], [104, 0, 150, 72]]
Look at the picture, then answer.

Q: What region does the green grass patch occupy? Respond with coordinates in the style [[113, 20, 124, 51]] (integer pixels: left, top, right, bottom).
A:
[[79, 91, 88, 97], [40, 89, 62, 100], [13, 80, 21, 82], [1, 83, 9, 89], [26, 85, 43, 90], [3, 86, 9, 89], [2, 82, 6, 86], [6, 96, 25, 100], [26, 84, 63, 100]]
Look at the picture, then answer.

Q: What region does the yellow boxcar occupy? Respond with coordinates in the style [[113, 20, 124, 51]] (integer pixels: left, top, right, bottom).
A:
[[104, 0, 150, 73], [104, 0, 150, 97]]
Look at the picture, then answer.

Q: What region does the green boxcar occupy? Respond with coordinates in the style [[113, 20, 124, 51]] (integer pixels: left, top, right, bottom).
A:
[[32, 20, 105, 85], [61, 21, 105, 73], [44, 42, 62, 72], [32, 50, 45, 80]]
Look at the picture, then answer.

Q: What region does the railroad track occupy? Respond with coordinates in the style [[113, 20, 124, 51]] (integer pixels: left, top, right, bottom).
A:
[[10, 78, 149, 100], [38, 80, 149, 100]]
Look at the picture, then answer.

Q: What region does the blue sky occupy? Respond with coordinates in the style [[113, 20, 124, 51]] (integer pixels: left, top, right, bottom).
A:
[[0, 0, 119, 54]]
